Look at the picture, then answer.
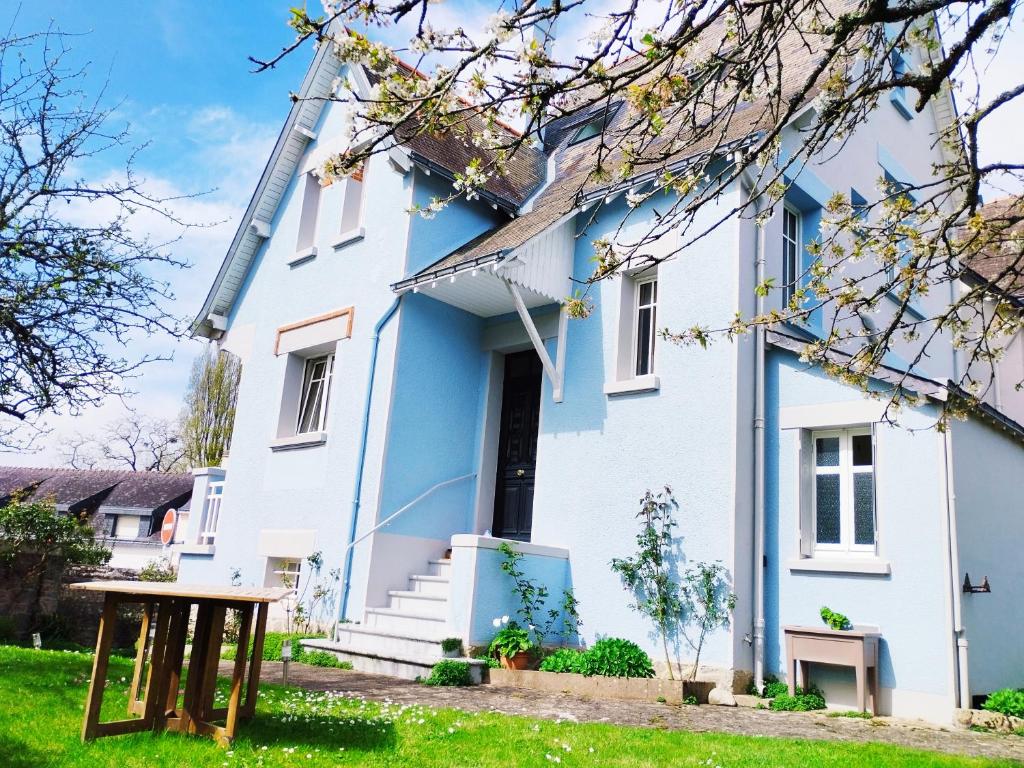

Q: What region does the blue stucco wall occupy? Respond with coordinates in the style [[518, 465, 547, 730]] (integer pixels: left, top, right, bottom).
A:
[[528, 189, 744, 673], [764, 348, 952, 706], [405, 172, 505, 276], [377, 293, 486, 538]]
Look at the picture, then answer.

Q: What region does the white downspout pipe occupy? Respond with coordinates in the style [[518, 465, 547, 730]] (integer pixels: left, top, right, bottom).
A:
[[942, 427, 970, 708], [744, 170, 768, 693]]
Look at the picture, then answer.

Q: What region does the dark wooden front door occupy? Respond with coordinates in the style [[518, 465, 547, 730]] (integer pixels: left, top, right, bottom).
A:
[[492, 350, 542, 541]]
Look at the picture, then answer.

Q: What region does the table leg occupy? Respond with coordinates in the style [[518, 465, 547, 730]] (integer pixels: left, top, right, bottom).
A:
[[224, 605, 254, 742], [159, 600, 190, 724], [128, 602, 153, 716], [82, 593, 118, 742], [141, 600, 172, 727], [242, 603, 268, 720], [799, 661, 810, 693], [871, 662, 880, 716], [178, 603, 213, 733], [196, 605, 226, 724], [855, 663, 867, 713]]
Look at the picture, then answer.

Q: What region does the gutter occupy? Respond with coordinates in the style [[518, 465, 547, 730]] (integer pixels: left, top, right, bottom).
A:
[[336, 296, 403, 627], [743, 169, 768, 694], [942, 426, 970, 708]]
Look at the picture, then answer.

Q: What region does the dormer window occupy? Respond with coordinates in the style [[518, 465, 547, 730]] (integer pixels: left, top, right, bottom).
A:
[[568, 104, 620, 145]]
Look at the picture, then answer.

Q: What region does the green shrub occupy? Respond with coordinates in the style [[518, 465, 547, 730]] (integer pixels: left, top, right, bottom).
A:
[[539, 648, 588, 674], [770, 685, 826, 712], [424, 660, 472, 686], [820, 606, 852, 631], [139, 557, 176, 582], [300, 650, 352, 669], [440, 637, 463, 655], [747, 673, 788, 698], [474, 654, 500, 670], [683, 695, 699, 705], [581, 638, 654, 678], [982, 688, 1024, 719]]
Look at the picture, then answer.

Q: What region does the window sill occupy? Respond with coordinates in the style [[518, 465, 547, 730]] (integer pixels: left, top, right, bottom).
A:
[[270, 432, 328, 451], [604, 375, 660, 396], [287, 246, 318, 267], [787, 557, 891, 576], [176, 544, 216, 557], [890, 91, 913, 120], [333, 227, 365, 249]]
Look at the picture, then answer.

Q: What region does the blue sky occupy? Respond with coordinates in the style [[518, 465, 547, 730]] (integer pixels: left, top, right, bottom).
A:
[[4, 2, 1023, 466]]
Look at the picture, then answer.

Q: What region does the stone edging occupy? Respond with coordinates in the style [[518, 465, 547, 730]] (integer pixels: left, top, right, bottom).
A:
[[954, 708, 1024, 734], [487, 668, 716, 704]]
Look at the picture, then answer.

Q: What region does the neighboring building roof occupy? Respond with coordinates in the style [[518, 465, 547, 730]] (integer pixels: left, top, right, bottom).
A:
[[960, 197, 1024, 300], [0, 466, 192, 514]]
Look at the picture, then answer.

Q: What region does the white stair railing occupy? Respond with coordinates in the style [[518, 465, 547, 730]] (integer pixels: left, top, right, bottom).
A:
[[332, 472, 475, 640]]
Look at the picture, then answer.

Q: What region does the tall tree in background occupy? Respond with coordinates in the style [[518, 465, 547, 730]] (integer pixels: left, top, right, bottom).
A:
[[180, 349, 241, 468], [262, 0, 1024, 422], [0, 29, 190, 449]]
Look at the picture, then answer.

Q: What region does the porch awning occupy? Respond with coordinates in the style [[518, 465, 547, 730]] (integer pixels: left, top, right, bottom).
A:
[[390, 217, 576, 401], [390, 218, 575, 317]]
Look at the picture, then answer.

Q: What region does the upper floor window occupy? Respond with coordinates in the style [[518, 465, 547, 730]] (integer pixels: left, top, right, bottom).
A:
[[296, 354, 334, 434], [811, 427, 876, 554], [782, 205, 801, 308], [296, 172, 321, 253], [634, 278, 657, 376], [339, 165, 365, 236], [568, 104, 620, 145], [889, 51, 913, 120]]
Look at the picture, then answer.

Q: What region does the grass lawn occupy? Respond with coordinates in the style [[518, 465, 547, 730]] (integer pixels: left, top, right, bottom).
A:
[[0, 645, 1015, 768]]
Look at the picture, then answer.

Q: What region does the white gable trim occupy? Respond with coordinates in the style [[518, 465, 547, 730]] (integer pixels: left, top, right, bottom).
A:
[[192, 34, 374, 339]]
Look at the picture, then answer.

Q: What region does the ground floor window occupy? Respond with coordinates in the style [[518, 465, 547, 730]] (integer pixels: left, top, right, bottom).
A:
[[811, 427, 876, 553]]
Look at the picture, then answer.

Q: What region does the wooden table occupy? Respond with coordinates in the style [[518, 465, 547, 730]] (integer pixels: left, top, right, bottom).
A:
[[70, 581, 291, 746], [783, 625, 881, 715]]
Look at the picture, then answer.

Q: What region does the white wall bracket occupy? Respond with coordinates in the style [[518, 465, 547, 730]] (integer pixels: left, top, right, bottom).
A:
[[504, 280, 566, 403]]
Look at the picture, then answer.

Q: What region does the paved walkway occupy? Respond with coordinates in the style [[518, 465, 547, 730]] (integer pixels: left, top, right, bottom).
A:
[[233, 662, 1024, 763]]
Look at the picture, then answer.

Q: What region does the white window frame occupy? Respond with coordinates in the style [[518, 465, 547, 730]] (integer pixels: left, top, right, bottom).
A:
[[810, 427, 876, 556], [275, 558, 302, 593], [339, 168, 365, 236], [295, 172, 321, 254], [633, 276, 657, 377], [782, 204, 801, 308], [295, 353, 334, 434]]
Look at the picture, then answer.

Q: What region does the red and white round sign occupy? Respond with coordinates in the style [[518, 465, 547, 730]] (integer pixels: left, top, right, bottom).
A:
[[160, 508, 177, 546]]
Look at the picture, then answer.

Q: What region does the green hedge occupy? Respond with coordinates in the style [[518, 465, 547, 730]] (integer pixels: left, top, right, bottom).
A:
[[424, 660, 473, 686], [537, 638, 654, 679], [983, 688, 1024, 719]]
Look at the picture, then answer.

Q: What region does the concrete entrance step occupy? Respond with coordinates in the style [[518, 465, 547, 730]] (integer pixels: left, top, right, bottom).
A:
[[386, 589, 448, 616], [301, 636, 486, 682], [363, 606, 449, 637], [407, 574, 450, 596]]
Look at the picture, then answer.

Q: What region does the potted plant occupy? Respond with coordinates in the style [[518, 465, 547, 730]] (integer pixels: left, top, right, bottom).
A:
[[488, 618, 534, 670], [440, 637, 463, 659]]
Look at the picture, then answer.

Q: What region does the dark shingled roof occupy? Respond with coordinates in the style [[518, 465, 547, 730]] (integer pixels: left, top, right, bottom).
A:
[[962, 197, 1024, 300], [0, 467, 193, 512], [366, 64, 548, 210]]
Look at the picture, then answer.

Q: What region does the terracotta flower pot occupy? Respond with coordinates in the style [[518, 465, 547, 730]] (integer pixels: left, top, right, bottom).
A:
[[501, 651, 532, 670]]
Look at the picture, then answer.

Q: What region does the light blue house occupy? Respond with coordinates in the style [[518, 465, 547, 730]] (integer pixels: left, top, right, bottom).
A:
[[176, 34, 1024, 723]]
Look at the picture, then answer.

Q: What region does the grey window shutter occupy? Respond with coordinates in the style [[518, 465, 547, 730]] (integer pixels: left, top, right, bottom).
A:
[[799, 429, 814, 557]]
